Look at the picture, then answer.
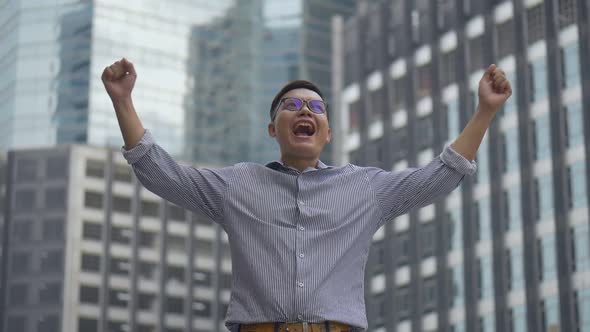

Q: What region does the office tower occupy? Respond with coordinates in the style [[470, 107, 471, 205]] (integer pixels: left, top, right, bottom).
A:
[[186, 0, 355, 165], [333, 0, 590, 331], [0, 144, 231, 332], [0, 0, 230, 156]]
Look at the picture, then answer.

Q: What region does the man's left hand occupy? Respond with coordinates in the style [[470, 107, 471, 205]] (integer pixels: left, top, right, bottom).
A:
[[478, 64, 512, 113]]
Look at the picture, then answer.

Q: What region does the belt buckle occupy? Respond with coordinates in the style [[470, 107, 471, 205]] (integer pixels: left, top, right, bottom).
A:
[[284, 321, 308, 332]]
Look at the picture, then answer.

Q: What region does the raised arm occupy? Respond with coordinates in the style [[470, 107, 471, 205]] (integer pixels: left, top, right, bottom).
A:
[[451, 64, 512, 161], [101, 58, 145, 150], [101, 59, 230, 222]]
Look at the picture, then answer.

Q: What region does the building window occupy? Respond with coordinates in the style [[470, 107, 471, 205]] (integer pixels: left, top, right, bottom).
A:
[[559, 0, 577, 28], [138, 293, 156, 311], [468, 35, 485, 73], [496, 19, 515, 58], [168, 234, 186, 252], [139, 231, 157, 248], [11, 251, 30, 274], [509, 305, 527, 332], [141, 200, 160, 218], [167, 297, 184, 314], [139, 262, 157, 280], [84, 191, 103, 209], [80, 285, 99, 304], [42, 218, 64, 241], [529, 58, 548, 102], [541, 296, 560, 331], [561, 42, 581, 89], [109, 289, 128, 308], [447, 209, 462, 251], [14, 189, 36, 211], [538, 236, 557, 281], [45, 187, 66, 209], [565, 102, 584, 148], [348, 100, 361, 134], [396, 232, 410, 265], [114, 164, 132, 183], [440, 49, 457, 87], [422, 278, 436, 312], [168, 203, 186, 221], [111, 225, 131, 245], [574, 288, 590, 331], [192, 300, 211, 318], [571, 224, 590, 272], [16, 158, 38, 182], [9, 283, 28, 306], [39, 281, 61, 304], [479, 256, 493, 300], [112, 195, 131, 213], [37, 314, 60, 332], [46, 156, 67, 178], [503, 128, 519, 173], [449, 265, 464, 307], [416, 63, 432, 99], [568, 161, 588, 210], [390, 76, 406, 111], [12, 219, 33, 242], [527, 4, 545, 45], [421, 223, 435, 257], [40, 250, 63, 273], [534, 176, 554, 221], [85, 160, 105, 178], [82, 222, 102, 241], [110, 258, 130, 276], [396, 287, 410, 319], [509, 246, 525, 290], [79, 317, 98, 332], [6, 315, 26, 331], [167, 265, 186, 284], [416, 115, 434, 149], [81, 254, 101, 272], [194, 269, 212, 287]]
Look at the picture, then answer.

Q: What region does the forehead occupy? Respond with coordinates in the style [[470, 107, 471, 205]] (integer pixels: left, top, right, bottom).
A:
[[282, 88, 322, 101]]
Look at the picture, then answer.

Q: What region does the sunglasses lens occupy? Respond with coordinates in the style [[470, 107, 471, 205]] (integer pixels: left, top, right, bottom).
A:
[[309, 100, 326, 114], [283, 98, 303, 111]]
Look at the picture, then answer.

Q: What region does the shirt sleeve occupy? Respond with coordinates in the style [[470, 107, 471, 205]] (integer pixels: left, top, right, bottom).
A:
[[366, 144, 476, 224], [121, 129, 233, 223]]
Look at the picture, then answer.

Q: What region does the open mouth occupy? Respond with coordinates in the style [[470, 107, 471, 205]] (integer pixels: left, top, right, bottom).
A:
[[292, 122, 316, 137]]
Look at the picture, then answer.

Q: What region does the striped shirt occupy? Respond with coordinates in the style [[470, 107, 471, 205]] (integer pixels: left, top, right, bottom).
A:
[[122, 130, 476, 331]]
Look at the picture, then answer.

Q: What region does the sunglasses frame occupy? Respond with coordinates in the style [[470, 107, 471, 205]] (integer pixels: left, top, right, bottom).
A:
[[272, 97, 328, 120]]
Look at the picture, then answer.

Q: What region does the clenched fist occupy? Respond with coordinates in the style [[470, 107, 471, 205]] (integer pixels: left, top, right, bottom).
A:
[[478, 64, 512, 113], [102, 58, 137, 101]]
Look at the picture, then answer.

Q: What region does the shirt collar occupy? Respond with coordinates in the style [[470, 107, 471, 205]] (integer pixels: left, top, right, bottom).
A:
[[265, 159, 332, 173]]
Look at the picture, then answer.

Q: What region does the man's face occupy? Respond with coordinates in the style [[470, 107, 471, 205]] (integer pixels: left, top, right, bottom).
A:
[[268, 88, 331, 161]]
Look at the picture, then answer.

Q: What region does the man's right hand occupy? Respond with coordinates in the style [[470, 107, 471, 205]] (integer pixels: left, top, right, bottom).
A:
[[102, 58, 137, 102]]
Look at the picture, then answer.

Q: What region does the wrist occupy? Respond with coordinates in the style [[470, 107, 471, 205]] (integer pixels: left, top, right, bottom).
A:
[[112, 96, 134, 109], [476, 104, 499, 117]]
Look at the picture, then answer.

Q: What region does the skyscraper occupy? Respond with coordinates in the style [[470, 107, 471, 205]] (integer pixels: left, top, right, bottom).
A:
[[0, 144, 231, 332], [0, 0, 231, 156], [334, 0, 590, 331], [186, 0, 355, 165]]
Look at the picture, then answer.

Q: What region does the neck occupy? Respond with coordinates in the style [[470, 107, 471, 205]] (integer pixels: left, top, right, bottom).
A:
[[280, 155, 318, 172]]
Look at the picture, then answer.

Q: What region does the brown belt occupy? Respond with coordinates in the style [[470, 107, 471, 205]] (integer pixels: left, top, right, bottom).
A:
[[239, 321, 351, 332]]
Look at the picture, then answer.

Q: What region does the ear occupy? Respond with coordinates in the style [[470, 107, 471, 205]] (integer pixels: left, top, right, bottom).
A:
[[268, 122, 277, 138], [326, 127, 331, 143]]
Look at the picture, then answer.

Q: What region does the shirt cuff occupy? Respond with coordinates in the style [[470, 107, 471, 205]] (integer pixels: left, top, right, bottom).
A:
[[121, 129, 154, 165], [440, 145, 477, 176]]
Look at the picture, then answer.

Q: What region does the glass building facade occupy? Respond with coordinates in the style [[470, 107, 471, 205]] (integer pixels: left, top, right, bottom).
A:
[[186, 0, 355, 165], [0, 0, 231, 157], [335, 0, 590, 331]]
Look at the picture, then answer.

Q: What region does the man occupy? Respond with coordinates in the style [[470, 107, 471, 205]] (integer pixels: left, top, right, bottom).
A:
[[102, 58, 511, 332]]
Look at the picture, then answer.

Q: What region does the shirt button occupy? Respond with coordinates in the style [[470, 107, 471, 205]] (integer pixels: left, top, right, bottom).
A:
[[297, 281, 304, 287], [299, 253, 305, 258], [298, 200, 305, 205], [298, 226, 305, 231], [297, 314, 303, 320]]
